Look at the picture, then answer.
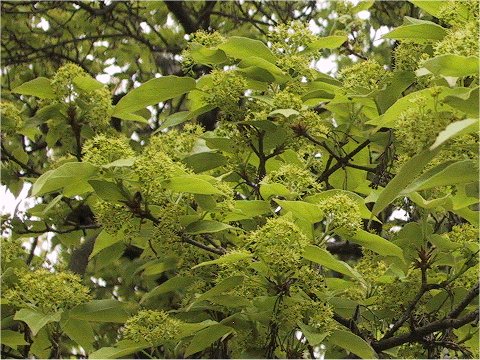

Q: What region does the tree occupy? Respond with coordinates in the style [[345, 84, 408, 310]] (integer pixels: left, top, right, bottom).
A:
[[1, 1, 478, 359]]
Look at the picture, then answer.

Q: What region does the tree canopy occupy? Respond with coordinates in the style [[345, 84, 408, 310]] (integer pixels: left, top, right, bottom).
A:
[[1, 1, 479, 359]]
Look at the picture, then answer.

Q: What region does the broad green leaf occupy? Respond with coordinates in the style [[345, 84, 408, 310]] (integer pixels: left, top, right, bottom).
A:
[[375, 71, 416, 114], [403, 160, 478, 193], [185, 220, 233, 234], [14, 308, 62, 336], [297, 323, 328, 346], [90, 230, 121, 259], [73, 75, 104, 92], [189, 44, 228, 65], [12, 77, 55, 99], [383, 23, 446, 42], [60, 316, 95, 351], [141, 276, 195, 302], [163, 175, 223, 195], [113, 76, 196, 116], [444, 87, 479, 117], [219, 36, 276, 63], [193, 251, 252, 269], [269, 109, 299, 118], [0, 330, 28, 348], [328, 329, 377, 359], [183, 152, 227, 173], [274, 199, 324, 224], [307, 35, 347, 50], [112, 111, 148, 123], [430, 119, 478, 150], [30, 328, 51, 359], [32, 162, 97, 196], [158, 104, 216, 131], [89, 340, 150, 359], [102, 157, 136, 168], [260, 183, 292, 199], [195, 275, 244, 303], [372, 148, 439, 216], [238, 56, 287, 83], [303, 245, 360, 279], [184, 324, 234, 357], [69, 299, 134, 323], [337, 229, 404, 260], [89, 180, 126, 201], [410, 0, 468, 19], [421, 55, 479, 77], [224, 200, 272, 221]]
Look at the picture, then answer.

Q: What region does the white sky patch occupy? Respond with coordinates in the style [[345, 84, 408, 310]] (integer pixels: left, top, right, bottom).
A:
[[357, 10, 370, 20], [314, 55, 338, 74], [37, 17, 50, 31], [372, 25, 391, 46], [0, 184, 33, 217]]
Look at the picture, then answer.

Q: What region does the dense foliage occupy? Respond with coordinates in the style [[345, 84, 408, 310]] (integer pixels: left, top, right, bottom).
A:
[[1, 1, 479, 359]]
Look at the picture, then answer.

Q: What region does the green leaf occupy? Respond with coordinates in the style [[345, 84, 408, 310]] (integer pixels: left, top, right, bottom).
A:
[[328, 329, 377, 359], [184, 324, 234, 357], [238, 57, 287, 83], [383, 23, 446, 42], [12, 77, 55, 99], [307, 35, 347, 50], [73, 75, 104, 92], [430, 119, 478, 150], [183, 152, 227, 173], [69, 299, 134, 323], [189, 44, 228, 65], [403, 160, 478, 193], [274, 200, 324, 224], [444, 87, 479, 117], [32, 162, 97, 196], [90, 230, 121, 259], [89, 340, 151, 359], [219, 36, 276, 63], [303, 245, 360, 279], [112, 111, 148, 123], [102, 157, 136, 168], [269, 109, 299, 118], [185, 220, 233, 234], [224, 200, 272, 221], [0, 330, 28, 348], [89, 180, 126, 201], [336, 229, 404, 260], [113, 76, 196, 116], [193, 251, 252, 269], [60, 316, 95, 351], [141, 276, 195, 303], [375, 71, 416, 114], [195, 275, 244, 303], [421, 55, 479, 77], [371, 148, 439, 216], [14, 308, 62, 336], [410, 0, 467, 19], [163, 175, 223, 195], [297, 323, 328, 347], [260, 183, 292, 199]]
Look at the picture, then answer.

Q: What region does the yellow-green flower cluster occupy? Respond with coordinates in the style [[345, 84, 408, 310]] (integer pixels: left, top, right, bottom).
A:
[[347, 251, 389, 300], [268, 21, 317, 56], [203, 70, 247, 116], [51, 63, 86, 101], [317, 193, 362, 236], [5, 269, 91, 313], [308, 301, 337, 334], [248, 216, 310, 276], [149, 123, 203, 161], [92, 200, 133, 234], [216, 249, 266, 299], [448, 224, 479, 246], [437, 0, 478, 26], [339, 60, 391, 93], [82, 134, 135, 166], [84, 87, 112, 127], [394, 42, 428, 72], [134, 148, 189, 204], [182, 30, 226, 71], [434, 21, 479, 57], [273, 90, 303, 111], [122, 310, 183, 345], [294, 265, 327, 295], [149, 203, 184, 254], [0, 101, 23, 135], [1, 237, 26, 268], [263, 163, 321, 198], [453, 266, 479, 290], [296, 110, 330, 140]]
